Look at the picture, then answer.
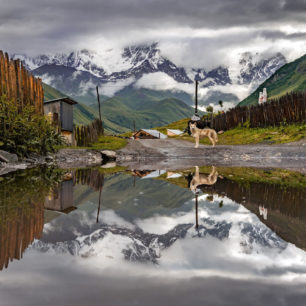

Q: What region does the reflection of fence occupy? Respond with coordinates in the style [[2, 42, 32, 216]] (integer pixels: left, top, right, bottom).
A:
[[74, 119, 104, 146], [212, 92, 306, 131], [73, 168, 104, 191], [0, 50, 44, 114], [0, 202, 44, 270]]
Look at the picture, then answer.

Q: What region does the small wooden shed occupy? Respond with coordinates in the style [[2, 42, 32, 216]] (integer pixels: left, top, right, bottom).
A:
[[44, 97, 78, 144], [133, 129, 167, 139]]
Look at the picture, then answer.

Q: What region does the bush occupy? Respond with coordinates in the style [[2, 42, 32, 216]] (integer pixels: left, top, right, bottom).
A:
[[0, 95, 63, 157]]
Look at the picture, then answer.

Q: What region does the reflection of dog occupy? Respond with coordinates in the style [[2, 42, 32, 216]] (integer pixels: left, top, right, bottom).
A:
[[189, 122, 218, 148], [190, 166, 218, 192]]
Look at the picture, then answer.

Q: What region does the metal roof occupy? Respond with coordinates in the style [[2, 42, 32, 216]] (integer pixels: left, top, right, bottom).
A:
[[44, 97, 78, 105], [141, 129, 168, 139], [167, 129, 183, 135]]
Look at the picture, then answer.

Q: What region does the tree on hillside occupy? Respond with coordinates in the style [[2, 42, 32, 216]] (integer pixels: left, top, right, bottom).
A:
[[206, 105, 214, 113], [218, 100, 223, 109]]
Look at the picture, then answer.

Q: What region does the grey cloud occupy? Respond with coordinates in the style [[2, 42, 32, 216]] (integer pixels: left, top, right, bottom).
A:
[[0, 0, 305, 61]]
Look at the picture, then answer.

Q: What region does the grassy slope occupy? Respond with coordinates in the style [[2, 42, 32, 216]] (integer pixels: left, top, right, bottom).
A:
[[155, 119, 306, 145], [90, 96, 199, 134], [43, 83, 66, 100], [44, 82, 197, 134], [239, 53, 306, 106]]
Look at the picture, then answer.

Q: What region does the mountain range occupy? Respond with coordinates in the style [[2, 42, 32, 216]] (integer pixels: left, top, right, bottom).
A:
[[239, 53, 306, 106], [14, 43, 286, 107], [13, 43, 290, 131]]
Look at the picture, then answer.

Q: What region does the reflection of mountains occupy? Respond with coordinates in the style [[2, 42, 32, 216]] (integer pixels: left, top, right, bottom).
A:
[[74, 172, 193, 220], [32, 216, 287, 264], [200, 178, 306, 250]]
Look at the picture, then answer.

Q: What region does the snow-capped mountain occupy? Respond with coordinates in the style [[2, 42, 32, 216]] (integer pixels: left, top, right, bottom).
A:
[[13, 43, 287, 107], [237, 52, 287, 85]]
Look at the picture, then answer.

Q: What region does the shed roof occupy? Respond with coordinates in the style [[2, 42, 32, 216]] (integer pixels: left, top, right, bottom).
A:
[[140, 129, 168, 139], [44, 97, 78, 105], [167, 129, 183, 135]]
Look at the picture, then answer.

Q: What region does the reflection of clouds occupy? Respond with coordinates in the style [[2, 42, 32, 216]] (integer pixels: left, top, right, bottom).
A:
[[35, 194, 306, 282]]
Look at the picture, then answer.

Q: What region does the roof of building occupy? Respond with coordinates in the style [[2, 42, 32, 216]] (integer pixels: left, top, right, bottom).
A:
[[44, 97, 78, 105], [167, 129, 183, 135], [139, 129, 168, 139]]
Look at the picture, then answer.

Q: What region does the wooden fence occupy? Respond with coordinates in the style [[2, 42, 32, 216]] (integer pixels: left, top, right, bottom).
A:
[[74, 119, 104, 146], [212, 92, 306, 131], [0, 50, 44, 114]]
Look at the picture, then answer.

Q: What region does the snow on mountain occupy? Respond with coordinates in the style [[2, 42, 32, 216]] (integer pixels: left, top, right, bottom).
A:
[[12, 43, 287, 107]]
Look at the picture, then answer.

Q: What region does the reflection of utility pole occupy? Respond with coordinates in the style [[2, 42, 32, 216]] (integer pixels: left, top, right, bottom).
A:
[[195, 193, 199, 229], [133, 175, 136, 188], [96, 187, 102, 223]]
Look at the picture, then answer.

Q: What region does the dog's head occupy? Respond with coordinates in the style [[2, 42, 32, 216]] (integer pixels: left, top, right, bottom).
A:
[[189, 178, 199, 193], [189, 122, 197, 131]]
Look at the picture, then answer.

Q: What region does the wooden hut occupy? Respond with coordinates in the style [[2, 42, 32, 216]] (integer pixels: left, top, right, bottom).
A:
[[133, 129, 167, 139], [44, 97, 78, 144]]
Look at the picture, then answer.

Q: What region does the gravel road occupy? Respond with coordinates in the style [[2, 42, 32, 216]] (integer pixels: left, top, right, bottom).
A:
[[117, 139, 306, 171]]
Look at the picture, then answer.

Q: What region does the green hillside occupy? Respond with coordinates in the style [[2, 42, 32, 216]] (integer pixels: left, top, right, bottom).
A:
[[239, 53, 306, 107], [43, 83, 65, 100], [90, 96, 198, 134], [43, 83, 196, 134]]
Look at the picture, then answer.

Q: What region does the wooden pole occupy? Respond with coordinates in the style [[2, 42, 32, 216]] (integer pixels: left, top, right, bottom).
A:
[[195, 194, 199, 229], [195, 80, 199, 115], [96, 187, 102, 223], [96, 85, 102, 122]]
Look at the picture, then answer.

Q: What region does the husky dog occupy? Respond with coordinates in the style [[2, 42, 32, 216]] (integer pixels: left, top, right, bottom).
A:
[[189, 122, 218, 148], [190, 166, 218, 192]]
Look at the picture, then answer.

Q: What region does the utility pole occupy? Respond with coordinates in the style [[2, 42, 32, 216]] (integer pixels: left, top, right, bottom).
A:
[[195, 80, 199, 115], [192, 80, 200, 121], [96, 86, 102, 122]]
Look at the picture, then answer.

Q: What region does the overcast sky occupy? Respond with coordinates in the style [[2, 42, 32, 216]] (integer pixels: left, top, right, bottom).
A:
[[0, 0, 306, 68]]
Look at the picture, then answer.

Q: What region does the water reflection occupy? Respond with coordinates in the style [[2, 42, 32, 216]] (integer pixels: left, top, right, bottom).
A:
[[0, 167, 62, 270], [0, 165, 306, 305]]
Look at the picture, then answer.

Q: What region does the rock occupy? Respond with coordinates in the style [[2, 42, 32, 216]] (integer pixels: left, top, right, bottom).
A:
[[0, 150, 18, 163], [218, 130, 224, 134], [101, 162, 117, 168], [101, 150, 117, 161]]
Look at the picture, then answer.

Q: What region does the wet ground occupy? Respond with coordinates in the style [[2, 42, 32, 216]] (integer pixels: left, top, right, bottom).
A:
[[0, 166, 306, 306], [117, 139, 306, 172]]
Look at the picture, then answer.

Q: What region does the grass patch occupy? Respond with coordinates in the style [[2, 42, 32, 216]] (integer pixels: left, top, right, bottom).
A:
[[91, 136, 127, 150], [155, 119, 306, 145], [154, 118, 190, 135], [98, 166, 127, 174], [55, 135, 128, 151]]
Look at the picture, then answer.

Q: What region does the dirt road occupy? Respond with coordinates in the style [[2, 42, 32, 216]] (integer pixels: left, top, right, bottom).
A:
[[117, 139, 306, 171]]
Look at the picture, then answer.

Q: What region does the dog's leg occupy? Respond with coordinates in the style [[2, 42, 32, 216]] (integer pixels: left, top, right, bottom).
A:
[[208, 135, 215, 147], [195, 135, 199, 148], [195, 166, 199, 178]]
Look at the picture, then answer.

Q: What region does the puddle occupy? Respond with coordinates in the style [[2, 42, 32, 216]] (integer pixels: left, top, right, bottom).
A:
[[0, 166, 306, 305]]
